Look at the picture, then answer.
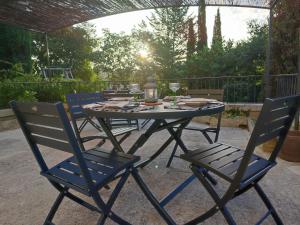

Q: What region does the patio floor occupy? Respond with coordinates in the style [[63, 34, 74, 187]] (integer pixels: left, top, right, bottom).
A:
[[0, 122, 300, 225]]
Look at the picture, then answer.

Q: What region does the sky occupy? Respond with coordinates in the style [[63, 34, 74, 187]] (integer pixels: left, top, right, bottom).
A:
[[90, 6, 269, 44]]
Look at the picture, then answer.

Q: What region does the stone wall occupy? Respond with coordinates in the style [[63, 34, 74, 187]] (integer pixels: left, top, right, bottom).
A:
[[193, 103, 262, 128], [0, 109, 19, 132]]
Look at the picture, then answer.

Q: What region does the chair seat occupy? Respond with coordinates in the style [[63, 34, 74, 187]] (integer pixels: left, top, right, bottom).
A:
[[181, 143, 275, 185], [42, 148, 140, 194], [82, 126, 137, 142]]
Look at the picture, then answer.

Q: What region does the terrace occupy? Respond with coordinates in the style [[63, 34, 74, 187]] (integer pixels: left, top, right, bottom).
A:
[[0, 1, 299, 225]]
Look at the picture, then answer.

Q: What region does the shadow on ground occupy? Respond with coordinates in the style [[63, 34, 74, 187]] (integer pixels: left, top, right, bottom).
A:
[[0, 122, 299, 225]]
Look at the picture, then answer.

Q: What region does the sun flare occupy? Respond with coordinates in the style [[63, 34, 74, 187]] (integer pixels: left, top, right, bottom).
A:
[[138, 49, 149, 58]]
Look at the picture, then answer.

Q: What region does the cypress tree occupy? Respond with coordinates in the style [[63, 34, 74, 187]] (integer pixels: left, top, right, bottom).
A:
[[187, 18, 196, 59], [197, 0, 207, 51], [212, 8, 222, 48]]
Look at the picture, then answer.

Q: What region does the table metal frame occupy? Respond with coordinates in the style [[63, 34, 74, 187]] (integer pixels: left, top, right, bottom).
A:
[[86, 104, 224, 211]]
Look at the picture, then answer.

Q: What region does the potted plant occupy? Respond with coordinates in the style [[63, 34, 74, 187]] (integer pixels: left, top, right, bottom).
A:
[[279, 109, 300, 162]]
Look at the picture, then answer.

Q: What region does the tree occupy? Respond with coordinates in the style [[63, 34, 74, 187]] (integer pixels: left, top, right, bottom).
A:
[[148, 6, 190, 79], [94, 29, 137, 81], [0, 23, 32, 75], [187, 18, 196, 59], [184, 20, 267, 77], [272, 0, 299, 74], [197, 0, 207, 51], [33, 23, 97, 80], [212, 8, 222, 48]]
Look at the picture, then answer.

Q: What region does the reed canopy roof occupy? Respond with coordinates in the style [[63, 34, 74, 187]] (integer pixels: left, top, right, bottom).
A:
[[0, 0, 276, 33]]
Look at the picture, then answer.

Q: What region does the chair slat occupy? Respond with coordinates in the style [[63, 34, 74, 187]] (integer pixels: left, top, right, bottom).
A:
[[88, 149, 134, 163], [241, 159, 272, 183], [269, 107, 290, 121], [31, 134, 73, 153], [194, 145, 231, 160], [200, 147, 240, 164], [83, 152, 121, 168], [15, 102, 58, 115], [23, 113, 63, 128], [59, 161, 107, 182], [47, 167, 87, 189], [221, 155, 258, 177], [256, 127, 288, 146], [187, 89, 224, 101], [266, 115, 291, 132], [209, 150, 244, 169], [68, 157, 113, 175], [26, 123, 68, 141], [186, 143, 223, 157]]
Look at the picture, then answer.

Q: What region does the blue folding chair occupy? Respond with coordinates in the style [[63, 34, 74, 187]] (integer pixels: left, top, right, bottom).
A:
[[66, 93, 138, 150], [179, 95, 300, 224], [11, 101, 176, 225]]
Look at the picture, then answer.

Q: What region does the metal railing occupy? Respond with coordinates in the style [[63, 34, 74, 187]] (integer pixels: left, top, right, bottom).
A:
[[273, 73, 300, 97], [157, 75, 263, 103], [1, 74, 299, 109]]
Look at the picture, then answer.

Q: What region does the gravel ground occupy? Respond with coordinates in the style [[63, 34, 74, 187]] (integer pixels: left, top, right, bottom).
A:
[[0, 122, 299, 225]]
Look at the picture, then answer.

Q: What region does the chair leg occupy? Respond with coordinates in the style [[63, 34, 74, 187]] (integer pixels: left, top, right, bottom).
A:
[[96, 214, 107, 225], [202, 131, 213, 144], [214, 112, 222, 142], [93, 170, 131, 225], [184, 206, 219, 225], [166, 143, 178, 168], [109, 211, 131, 225], [190, 165, 236, 225], [254, 183, 284, 225], [131, 168, 176, 225], [220, 207, 237, 225], [141, 119, 151, 128], [96, 139, 106, 147], [43, 191, 65, 225], [202, 169, 217, 186], [117, 132, 131, 145], [140, 133, 175, 168]]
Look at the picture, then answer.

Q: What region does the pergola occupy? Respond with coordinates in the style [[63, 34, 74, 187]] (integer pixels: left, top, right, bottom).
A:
[[0, 0, 280, 97]]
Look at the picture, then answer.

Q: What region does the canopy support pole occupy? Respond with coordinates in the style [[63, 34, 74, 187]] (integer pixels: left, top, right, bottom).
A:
[[264, 7, 273, 98], [295, 28, 300, 130], [45, 32, 50, 66]]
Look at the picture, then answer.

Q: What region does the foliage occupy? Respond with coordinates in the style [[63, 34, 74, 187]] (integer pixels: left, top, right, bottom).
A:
[[225, 109, 250, 118], [94, 29, 137, 81], [0, 23, 32, 75], [0, 61, 27, 80], [272, 0, 299, 74], [17, 90, 38, 102], [32, 23, 97, 80], [131, 22, 157, 84], [184, 20, 267, 77], [148, 7, 190, 79], [212, 9, 222, 49], [197, 0, 207, 51], [187, 18, 196, 59], [0, 75, 109, 109]]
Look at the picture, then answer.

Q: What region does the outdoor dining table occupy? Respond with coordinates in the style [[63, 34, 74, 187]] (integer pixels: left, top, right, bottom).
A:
[[84, 99, 225, 207]]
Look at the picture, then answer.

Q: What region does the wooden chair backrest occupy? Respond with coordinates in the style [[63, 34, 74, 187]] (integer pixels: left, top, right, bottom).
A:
[[187, 89, 224, 101], [232, 95, 300, 187], [66, 92, 104, 119], [10, 101, 88, 169]]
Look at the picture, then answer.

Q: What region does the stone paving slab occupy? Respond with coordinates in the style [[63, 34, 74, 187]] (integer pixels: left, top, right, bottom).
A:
[[0, 122, 299, 225]]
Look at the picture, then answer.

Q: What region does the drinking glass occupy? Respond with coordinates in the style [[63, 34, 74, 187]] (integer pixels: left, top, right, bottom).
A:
[[169, 83, 180, 106], [130, 83, 140, 101], [169, 83, 180, 95]]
